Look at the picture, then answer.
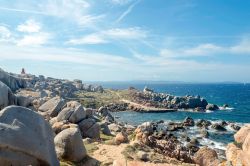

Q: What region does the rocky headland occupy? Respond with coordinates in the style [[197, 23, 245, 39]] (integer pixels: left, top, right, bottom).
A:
[[0, 68, 249, 166]]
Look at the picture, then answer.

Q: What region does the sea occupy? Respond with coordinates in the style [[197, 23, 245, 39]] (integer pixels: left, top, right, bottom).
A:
[[101, 82, 250, 156]]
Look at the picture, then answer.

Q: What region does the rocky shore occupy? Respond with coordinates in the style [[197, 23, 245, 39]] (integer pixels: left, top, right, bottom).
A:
[[0, 68, 249, 166]]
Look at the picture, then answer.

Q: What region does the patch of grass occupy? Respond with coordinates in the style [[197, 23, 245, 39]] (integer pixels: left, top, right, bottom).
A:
[[85, 143, 99, 155], [100, 132, 114, 141], [233, 141, 242, 149], [128, 133, 136, 141]]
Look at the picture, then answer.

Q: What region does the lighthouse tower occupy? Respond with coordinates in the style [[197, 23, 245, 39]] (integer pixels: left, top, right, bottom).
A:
[[21, 68, 26, 75]]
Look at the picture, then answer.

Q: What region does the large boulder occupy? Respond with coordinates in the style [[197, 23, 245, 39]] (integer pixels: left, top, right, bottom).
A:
[[0, 68, 26, 91], [54, 128, 87, 162], [0, 81, 17, 109], [38, 96, 65, 117], [193, 147, 220, 166], [242, 131, 250, 165], [234, 125, 250, 144], [57, 101, 86, 123], [0, 106, 59, 166], [78, 119, 100, 139], [226, 143, 244, 166]]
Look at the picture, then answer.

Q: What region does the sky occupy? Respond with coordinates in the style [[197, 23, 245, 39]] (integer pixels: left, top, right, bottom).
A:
[[0, 0, 250, 82]]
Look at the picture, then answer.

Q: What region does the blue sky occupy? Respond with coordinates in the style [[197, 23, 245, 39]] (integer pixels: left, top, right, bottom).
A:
[[0, 0, 250, 82]]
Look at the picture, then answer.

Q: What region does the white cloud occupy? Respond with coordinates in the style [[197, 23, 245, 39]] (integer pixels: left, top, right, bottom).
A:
[[103, 27, 147, 39], [68, 34, 108, 45], [231, 38, 250, 54], [17, 19, 41, 33], [0, 26, 11, 41], [17, 33, 51, 46]]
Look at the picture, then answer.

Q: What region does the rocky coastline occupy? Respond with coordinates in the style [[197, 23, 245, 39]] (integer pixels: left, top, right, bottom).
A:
[[0, 68, 249, 166]]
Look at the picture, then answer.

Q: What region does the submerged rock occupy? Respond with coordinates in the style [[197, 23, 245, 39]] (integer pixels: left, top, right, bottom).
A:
[[211, 123, 227, 131]]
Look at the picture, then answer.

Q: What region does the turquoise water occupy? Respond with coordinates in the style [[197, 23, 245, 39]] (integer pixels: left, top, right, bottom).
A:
[[102, 83, 250, 124]]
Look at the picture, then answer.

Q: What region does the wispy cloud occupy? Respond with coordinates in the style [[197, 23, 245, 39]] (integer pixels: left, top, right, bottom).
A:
[[41, 0, 104, 27], [17, 19, 41, 33], [67, 27, 147, 45], [110, 0, 133, 5], [116, 0, 141, 23], [0, 6, 47, 15]]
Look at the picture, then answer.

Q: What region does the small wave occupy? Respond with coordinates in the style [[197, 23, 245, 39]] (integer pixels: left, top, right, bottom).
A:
[[205, 110, 214, 113], [200, 138, 227, 151], [219, 107, 234, 111]]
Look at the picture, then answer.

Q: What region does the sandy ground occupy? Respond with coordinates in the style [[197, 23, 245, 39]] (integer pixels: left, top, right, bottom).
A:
[[92, 143, 172, 166]]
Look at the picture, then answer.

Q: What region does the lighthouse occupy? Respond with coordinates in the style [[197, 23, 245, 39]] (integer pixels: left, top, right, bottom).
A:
[[21, 68, 26, 75]]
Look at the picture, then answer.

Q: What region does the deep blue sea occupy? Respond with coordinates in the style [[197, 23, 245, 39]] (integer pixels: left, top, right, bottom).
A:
[[102, 83, 250, 124], [101, 83, 250, 151]]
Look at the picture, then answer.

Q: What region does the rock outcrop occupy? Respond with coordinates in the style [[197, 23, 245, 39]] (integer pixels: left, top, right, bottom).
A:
[[0, 81, 17, 109], [0, 106, 59, 166]]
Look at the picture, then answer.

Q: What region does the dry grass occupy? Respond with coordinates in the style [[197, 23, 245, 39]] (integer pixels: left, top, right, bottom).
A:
[[75, 89, 135, 108]]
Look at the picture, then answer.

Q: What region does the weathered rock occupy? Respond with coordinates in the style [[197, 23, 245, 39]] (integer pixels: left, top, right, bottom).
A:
[[78, 119, 100, 139], [0, 106, 59, 166], [242, 131, 250, 165], [57, 101, 86, 123], [206, 104, 219, 110], [194, 147, 220, 166], [100, 122, 111, 135], [115, 132, 128, 144], [211, 123, 227, 131], [226, 143, 243, 166], [108, 123, 122, 132], [200, 129, 209, 138], [0, 81, 17, 109], [196, 119, 211, 128], [38, 96, 65, 117], [0, 68, 26, 91], [183, 116, 195, 126], [234, 125, 250, 144], [52, 121, 78, 134], [230, 123, 241, 131], [54, 128, 87, 162], [16, 94, 32, 107], [136, 151, 149, 161]]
